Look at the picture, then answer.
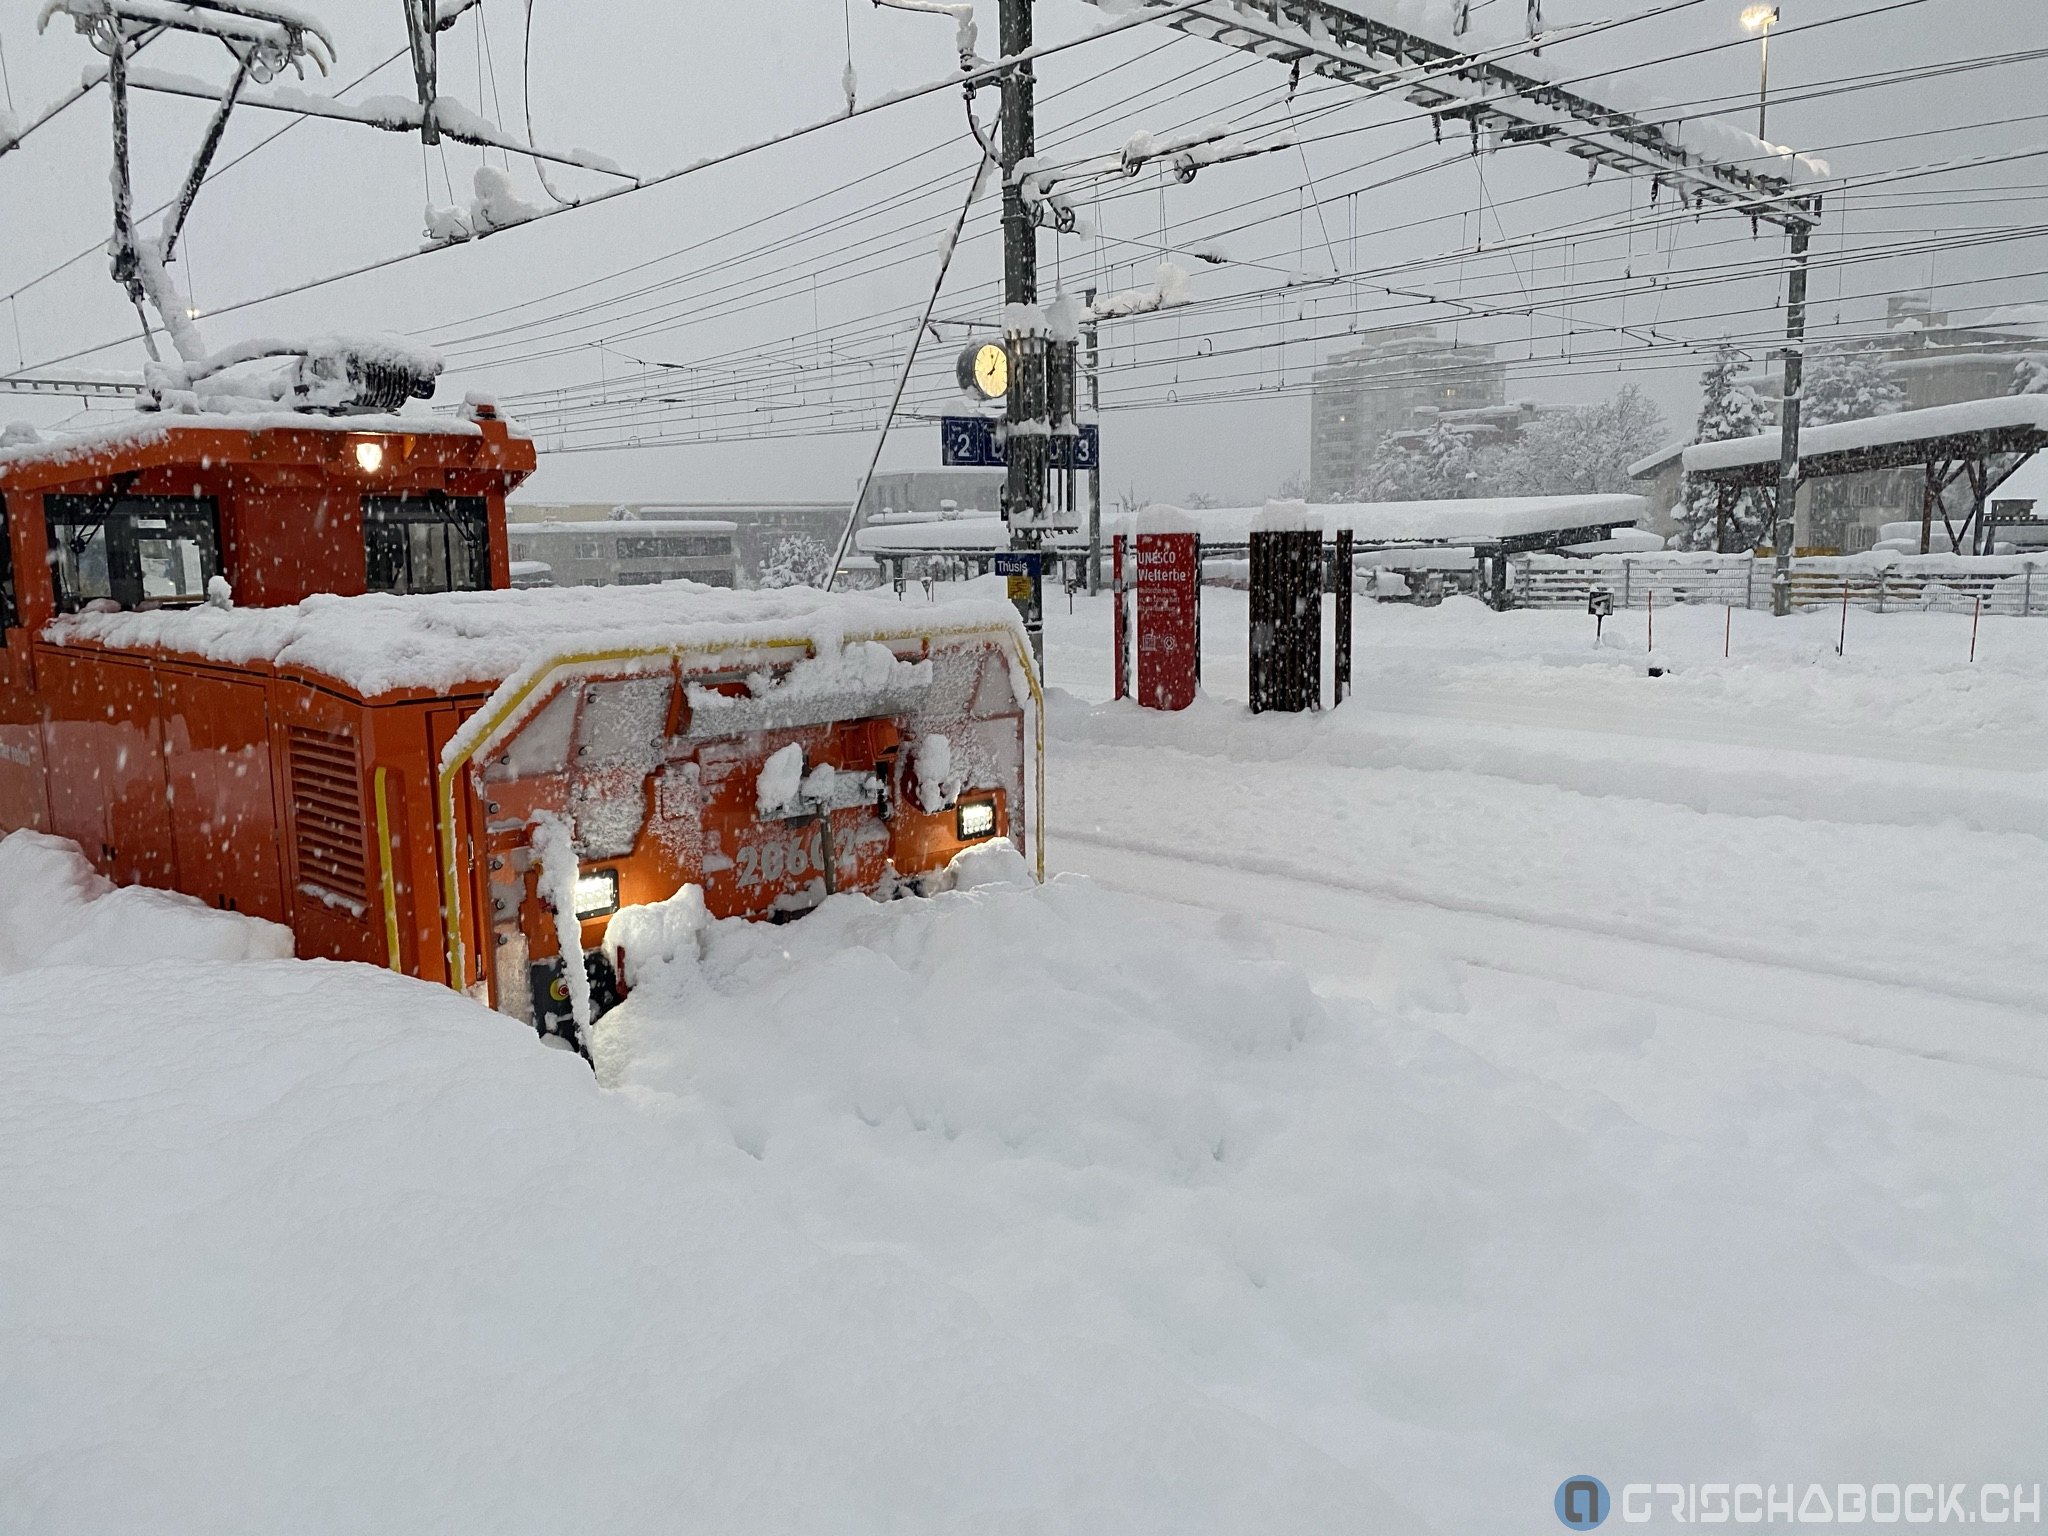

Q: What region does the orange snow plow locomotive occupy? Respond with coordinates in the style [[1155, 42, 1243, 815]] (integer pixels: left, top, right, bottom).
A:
[[0, 411, 1041, 1048]]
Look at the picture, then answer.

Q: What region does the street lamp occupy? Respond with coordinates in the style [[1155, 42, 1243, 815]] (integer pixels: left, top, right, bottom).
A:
[[1741, 5, 1780, 144]]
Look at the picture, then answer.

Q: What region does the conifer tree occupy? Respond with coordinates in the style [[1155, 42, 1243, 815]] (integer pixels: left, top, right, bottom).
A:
[[1676, 346, 1773, 550]]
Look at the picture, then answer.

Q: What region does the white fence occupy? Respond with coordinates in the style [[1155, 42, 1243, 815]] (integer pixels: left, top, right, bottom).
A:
[[1514, 553, 2048, 616]]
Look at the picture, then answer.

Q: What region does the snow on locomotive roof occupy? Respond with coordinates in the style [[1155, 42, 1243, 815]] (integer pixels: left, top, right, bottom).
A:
[[47, 581, 1027, 700], [0, 405, 522, 479]]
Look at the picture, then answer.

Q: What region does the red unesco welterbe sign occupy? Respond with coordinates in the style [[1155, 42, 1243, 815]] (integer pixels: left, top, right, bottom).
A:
[[1135, 531, 1198, 711]]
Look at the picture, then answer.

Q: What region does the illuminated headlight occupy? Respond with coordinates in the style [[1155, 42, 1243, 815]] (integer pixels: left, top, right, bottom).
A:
[[353, 439, 385, 472], [955, 797, 997, 842], [573, 868, 620, 921]]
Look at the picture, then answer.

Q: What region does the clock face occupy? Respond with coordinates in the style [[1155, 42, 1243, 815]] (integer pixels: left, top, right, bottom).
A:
[[958, 341, 1009, 400]]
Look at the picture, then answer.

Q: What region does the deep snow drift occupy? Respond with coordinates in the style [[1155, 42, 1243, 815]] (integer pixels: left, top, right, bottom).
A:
[[590, 843, 2048, 1529], [0, 833, 1410, 1535]]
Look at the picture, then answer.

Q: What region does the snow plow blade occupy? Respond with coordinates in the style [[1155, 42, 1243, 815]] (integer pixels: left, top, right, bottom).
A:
[[438, 617, 1040, 1046]]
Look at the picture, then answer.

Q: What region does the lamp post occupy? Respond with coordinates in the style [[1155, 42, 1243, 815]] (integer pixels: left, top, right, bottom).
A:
[[1741, 5, 1780, 143]]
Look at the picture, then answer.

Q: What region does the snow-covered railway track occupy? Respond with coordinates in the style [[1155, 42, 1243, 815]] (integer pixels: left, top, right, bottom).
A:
[[1053, 829, 2048, 1084]]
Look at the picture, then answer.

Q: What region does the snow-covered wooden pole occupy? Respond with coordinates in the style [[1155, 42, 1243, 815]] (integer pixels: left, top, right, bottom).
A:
[[1771, 215, 1816, 617], [405, 0, 440, 146], [1001, 0, 1047, 565]]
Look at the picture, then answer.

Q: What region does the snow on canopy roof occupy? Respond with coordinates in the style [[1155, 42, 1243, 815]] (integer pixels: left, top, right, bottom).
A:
[[47, 582, 1026, 700], [1682, 395, 2048, 473], [858, 519, 1028, 554], [1112, 494, 1643, 544], [1627, 442, 1687, 479], [0, 405, 518, 480], [857, 494, 1642, 553]]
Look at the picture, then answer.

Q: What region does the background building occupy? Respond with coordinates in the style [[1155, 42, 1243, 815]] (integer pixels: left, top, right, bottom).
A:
[[859, 469, 1004, 520], [510, 501, 838, 584], [1309, 327, 1508, 500], [507, 518, 739, 589]]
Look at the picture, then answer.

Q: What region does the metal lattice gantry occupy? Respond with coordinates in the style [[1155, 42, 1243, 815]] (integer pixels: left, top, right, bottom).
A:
[[1076, 0, 1821, 233]]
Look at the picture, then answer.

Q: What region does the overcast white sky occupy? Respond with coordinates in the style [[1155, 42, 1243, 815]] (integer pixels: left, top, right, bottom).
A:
[[2, 0, 2042, 507]]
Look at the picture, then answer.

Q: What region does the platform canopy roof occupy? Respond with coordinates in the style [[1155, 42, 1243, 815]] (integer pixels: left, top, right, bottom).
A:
[[1681, 396, 2048, 488], [858, 495, 1644, 558]]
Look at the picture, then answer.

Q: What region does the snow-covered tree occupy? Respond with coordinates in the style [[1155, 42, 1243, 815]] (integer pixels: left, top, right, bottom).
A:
[[1676, 346, 1774, 551], [1353, 421, 1478, 501], [757, 533, 832, 589], [1481, 386, 1666, 498], [1796, 347, 1907, 551], [1801, 345, 1905, 426]]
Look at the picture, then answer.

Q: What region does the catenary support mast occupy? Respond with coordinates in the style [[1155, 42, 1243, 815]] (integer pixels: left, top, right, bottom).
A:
[[1770, 220, 1812, 616]]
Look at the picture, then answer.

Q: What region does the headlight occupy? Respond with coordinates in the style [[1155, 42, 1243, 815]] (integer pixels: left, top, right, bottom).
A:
[[573, 868, 620, 920], [955, 797, 997, 841]]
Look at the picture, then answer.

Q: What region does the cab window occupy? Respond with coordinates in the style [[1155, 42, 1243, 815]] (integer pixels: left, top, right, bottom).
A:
[[1, 501, 16, 628], [364, 494, 489, 595], [44, 495, 221, 614]]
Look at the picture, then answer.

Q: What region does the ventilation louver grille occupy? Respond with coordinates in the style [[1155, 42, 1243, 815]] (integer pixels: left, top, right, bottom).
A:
[[289, 726, 368, 915]]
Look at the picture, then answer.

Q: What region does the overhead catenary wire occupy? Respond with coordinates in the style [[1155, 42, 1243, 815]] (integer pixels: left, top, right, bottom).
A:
[[519, 224, 2048, 448], [0, 19, 17, 116], [826, 119, 995, 586], [496, 165, 2048, 433], [11, 0, 1790, 372], [434, 32, 2048, 385], [12, 0, 1222, 373]]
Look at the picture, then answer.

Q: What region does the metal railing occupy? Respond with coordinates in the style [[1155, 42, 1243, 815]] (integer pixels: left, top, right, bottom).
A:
[[1514, 554, 2047, 616]]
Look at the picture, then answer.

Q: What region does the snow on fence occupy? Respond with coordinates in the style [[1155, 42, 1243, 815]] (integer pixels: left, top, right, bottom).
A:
[[1514, 553, 2048, 616]]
